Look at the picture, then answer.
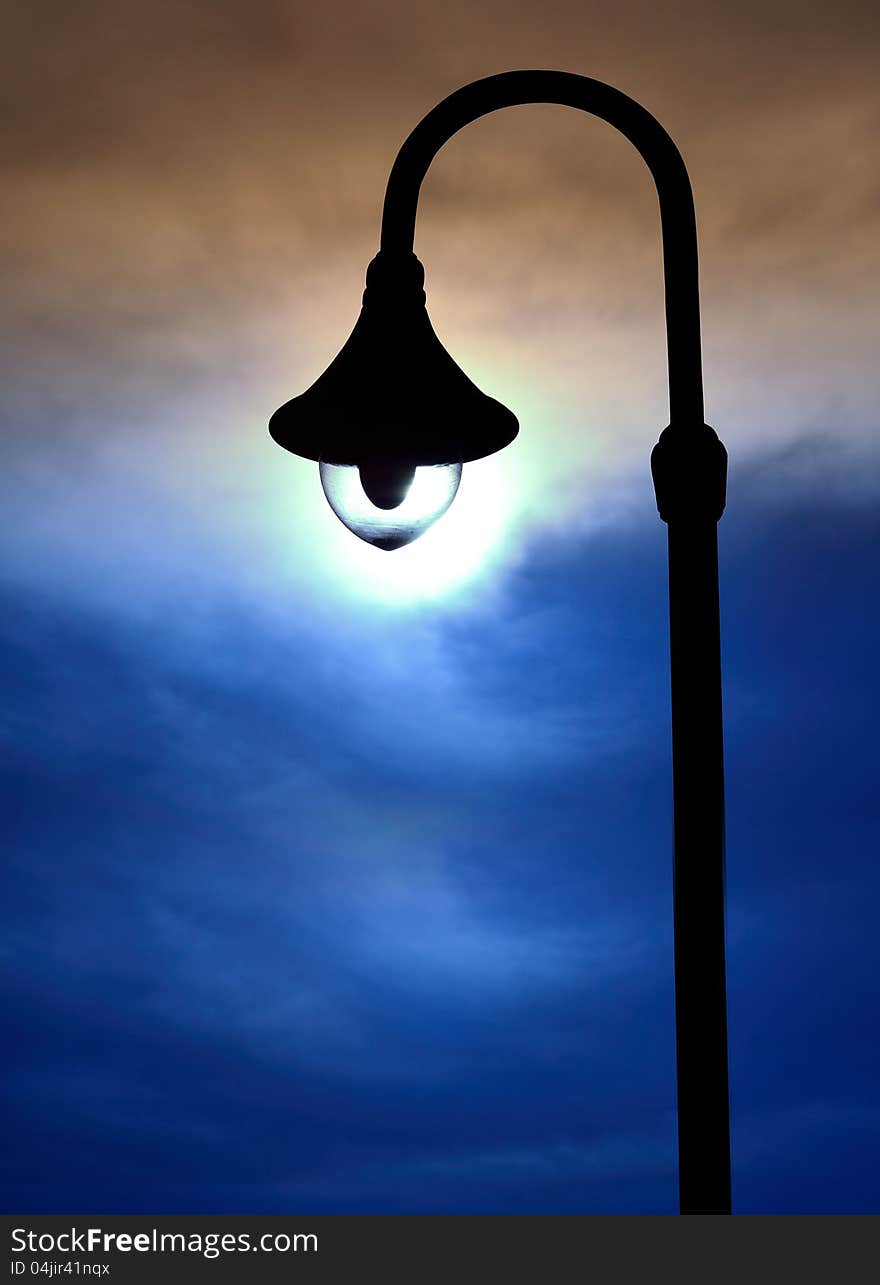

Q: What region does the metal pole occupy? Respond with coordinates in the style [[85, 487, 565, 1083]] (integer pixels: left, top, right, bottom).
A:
[[379, 70, 732, 1213], [668, 517, 730, 1213]]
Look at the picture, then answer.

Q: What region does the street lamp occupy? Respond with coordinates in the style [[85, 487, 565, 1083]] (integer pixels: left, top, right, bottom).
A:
[[270, 70, 731, 1216]]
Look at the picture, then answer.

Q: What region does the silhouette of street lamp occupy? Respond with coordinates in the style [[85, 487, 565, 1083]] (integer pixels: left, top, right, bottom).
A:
[[270, 70, 731, 1215]]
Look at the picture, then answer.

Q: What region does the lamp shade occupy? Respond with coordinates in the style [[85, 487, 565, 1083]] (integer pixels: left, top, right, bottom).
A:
[[268, 252, 519, 470]]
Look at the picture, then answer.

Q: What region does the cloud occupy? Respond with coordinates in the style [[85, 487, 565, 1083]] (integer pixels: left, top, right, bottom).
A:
[[4, 0, 878, 512]]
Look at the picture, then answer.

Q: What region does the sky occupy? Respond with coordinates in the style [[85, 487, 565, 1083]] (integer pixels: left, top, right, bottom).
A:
[[2, 0, 879, 1214]]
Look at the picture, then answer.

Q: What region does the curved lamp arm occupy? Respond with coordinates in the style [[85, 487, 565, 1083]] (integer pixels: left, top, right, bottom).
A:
[[380, 70, 703, 425]]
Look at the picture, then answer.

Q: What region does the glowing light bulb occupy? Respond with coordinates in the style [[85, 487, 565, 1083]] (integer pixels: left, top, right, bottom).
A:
[[358, 459, 416, 510], [319, 459, 462, 551]]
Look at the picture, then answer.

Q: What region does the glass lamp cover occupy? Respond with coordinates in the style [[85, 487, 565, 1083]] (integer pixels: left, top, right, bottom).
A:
[[319, 459, 462, 550]]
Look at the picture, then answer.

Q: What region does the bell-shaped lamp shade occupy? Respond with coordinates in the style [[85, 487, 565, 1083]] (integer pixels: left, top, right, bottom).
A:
[[268, 252, 518, 550]]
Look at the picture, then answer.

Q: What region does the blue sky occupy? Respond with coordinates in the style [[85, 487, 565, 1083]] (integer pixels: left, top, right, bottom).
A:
[[3, 442, 878, 1212], [3, 0, 879, 1214]]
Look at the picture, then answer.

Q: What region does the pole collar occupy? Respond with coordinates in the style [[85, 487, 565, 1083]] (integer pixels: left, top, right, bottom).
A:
[[363, 251, 426, 308], [651, 423, 727, 523]]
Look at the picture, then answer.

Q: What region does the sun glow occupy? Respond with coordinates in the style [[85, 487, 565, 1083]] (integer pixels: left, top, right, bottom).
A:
[[326, 453, 518, 604]]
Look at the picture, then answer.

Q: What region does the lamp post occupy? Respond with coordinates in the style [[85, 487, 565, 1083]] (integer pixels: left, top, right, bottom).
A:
[[269, 70, 731, 1216]]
